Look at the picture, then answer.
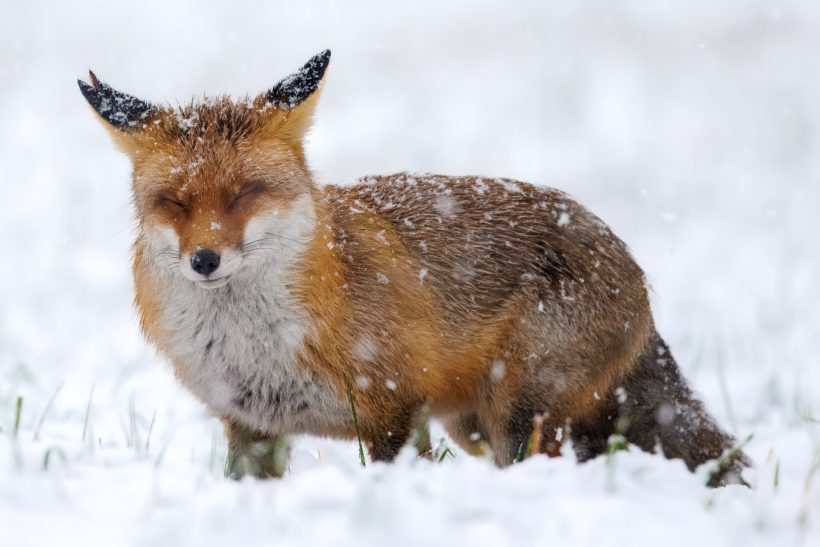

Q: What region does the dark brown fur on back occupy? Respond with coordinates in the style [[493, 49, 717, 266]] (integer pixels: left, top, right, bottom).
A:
[[316, 173, 747, 482]]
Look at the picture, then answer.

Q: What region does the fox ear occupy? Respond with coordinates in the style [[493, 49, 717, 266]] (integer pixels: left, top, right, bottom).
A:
[[77, 71, 157, 132], [261, 50, 330, 142], [265, 50, 330, 110]]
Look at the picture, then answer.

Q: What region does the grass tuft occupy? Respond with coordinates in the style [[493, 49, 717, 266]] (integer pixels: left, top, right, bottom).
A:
[[34, 384, 63, 441], [706, 432, 753, 488], [13, 396, 23, 440], [607, 417, 631, 458], [81, 385, 95, 443], [714, 342, 738, 434], [437, 447, 455, 463], [605, 417, 631, 491], [128, 392, 140, 454], [145, 410, 157, 452], [799, 449, 820, 528], [42, 446, 67, 471]]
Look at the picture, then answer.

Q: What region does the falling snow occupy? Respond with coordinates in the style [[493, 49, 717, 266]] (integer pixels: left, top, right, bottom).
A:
[[557, 212, 571, 227], [490, 360, 506, 382], [433, 194, 457, 217], [375, 229, 389, 245], [353, 336, 379, 362], [500, 180, 524, 194], [1, 3, 818, 547]]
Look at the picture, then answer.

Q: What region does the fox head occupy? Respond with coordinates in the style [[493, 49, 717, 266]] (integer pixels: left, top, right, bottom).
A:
[[79, 50, 330, 289]]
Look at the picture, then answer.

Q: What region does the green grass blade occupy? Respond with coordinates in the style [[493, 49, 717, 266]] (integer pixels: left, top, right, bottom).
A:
[[34, 384, 64, 441], [347, 384, 366, 468], [81, 385, 95, 442], [13, 396, 23, 440], [145, 410, 157, 452]]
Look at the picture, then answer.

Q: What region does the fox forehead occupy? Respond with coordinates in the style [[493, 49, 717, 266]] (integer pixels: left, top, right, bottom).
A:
[[133, 139, 300, 199], [146, 97, 276, 149], [131, 99, 301, 193]]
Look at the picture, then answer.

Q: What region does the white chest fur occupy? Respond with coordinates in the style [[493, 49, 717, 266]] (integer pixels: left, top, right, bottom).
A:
[[162, 268, 345, 434], [145, 196, 348, 435]]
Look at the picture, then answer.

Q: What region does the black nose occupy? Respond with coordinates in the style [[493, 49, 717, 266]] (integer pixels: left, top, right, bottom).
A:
[[191, 249, 220, 276]]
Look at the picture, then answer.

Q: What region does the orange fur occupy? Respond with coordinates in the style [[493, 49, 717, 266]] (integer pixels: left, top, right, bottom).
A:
[[80, 52, 747, 484]]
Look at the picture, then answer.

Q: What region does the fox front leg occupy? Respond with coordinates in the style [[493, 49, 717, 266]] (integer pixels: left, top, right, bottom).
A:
[[222, 418, 291, 479], [364, 405, 432, 462]]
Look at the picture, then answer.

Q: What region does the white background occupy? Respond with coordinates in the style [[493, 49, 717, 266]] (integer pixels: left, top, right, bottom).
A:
[[0, 1, 818, 545]]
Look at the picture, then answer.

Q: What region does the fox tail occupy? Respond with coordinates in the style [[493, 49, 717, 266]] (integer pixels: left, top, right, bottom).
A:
[[570, 329, 750, 487]]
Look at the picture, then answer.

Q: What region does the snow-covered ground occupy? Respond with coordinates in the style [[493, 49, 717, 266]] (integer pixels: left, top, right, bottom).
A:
[[1, 1, 818, 545]]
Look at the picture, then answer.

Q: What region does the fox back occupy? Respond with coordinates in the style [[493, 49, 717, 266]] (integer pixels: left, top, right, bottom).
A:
[[79, 51, 748, 485]]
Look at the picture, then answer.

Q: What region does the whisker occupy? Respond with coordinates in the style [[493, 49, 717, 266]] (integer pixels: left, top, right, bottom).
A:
[[240, 245, 299, 256], [151, 246, 182, 271], [240, 237, 300, 255], [261, 231, 308, 245]]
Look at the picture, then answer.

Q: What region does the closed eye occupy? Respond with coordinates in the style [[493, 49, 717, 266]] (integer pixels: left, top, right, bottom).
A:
[[157, 196, 188, 213], [229, 183, 267, 210]]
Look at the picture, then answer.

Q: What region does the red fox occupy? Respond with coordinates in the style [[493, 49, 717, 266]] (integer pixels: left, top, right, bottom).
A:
[[79, 50, 748, 485]]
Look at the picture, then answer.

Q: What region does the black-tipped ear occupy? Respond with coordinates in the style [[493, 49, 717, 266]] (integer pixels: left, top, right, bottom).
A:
[[77, 71, 157, 131], [265, 50, 331, 109]]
